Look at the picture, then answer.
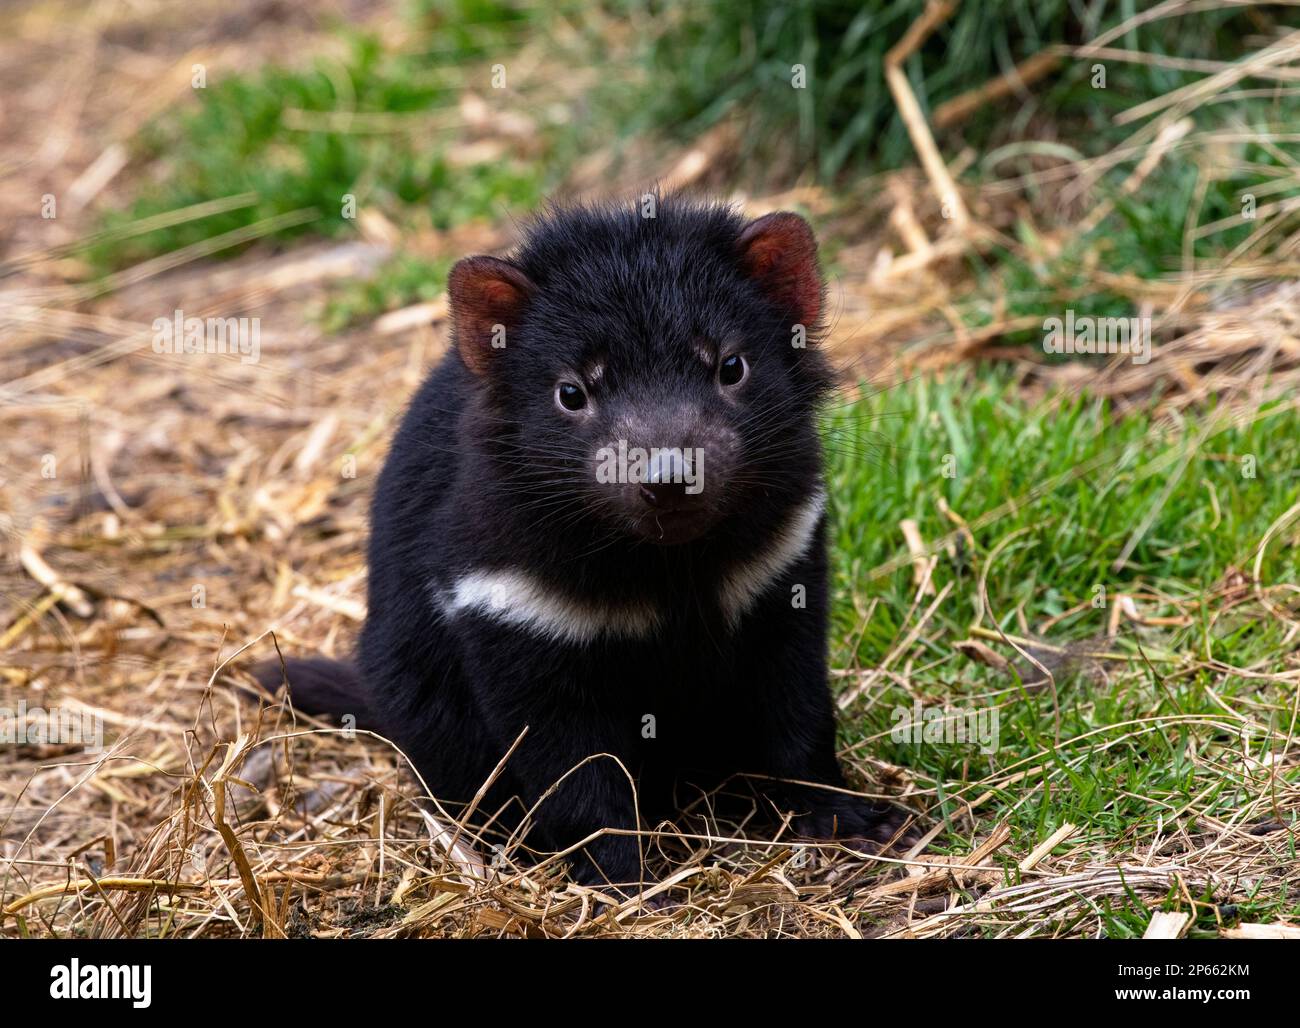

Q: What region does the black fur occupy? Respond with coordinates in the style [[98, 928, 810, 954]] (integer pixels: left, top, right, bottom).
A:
[[261, 196, 912, 887], [259, 656, 369, 724]]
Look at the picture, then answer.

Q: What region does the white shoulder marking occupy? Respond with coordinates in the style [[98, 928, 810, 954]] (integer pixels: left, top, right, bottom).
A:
[[441, 568, 660, 644], [719, 488, 826, 627], [441, 490, 825, 641]]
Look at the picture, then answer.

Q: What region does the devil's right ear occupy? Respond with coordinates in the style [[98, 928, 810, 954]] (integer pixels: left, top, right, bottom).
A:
[[447, 256, 534, 377]]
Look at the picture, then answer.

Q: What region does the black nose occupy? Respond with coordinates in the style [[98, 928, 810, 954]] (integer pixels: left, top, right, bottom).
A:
[[638, 448, 701, 511], [640, 480, 691, 510]]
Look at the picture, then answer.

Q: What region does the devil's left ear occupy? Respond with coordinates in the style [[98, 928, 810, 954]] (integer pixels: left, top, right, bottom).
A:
[[736, 211, 822, 329]]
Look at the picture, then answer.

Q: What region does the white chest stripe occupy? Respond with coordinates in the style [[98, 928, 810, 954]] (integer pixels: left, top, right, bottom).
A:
[[440, 489, 826, 642], [719, 488, 825, 627], [441, 569, 660, 644]]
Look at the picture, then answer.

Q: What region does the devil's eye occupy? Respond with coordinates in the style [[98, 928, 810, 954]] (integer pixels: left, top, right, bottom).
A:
[[718, 353, 748, 387], [556, 381, 587, 412]]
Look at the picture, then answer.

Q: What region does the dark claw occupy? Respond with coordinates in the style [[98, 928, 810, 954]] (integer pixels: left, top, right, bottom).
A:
[[795, 800, 924, 853]]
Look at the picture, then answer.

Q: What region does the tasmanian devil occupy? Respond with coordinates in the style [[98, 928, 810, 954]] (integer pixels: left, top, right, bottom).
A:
[[260, 195, 913, 887]]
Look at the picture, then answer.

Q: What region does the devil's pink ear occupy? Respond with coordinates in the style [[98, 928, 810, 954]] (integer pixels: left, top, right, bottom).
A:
[[736, 212, 822, 329], [447, 256, 534, 377]]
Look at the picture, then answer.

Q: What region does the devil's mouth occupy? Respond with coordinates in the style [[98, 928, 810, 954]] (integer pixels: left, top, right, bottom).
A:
[[635, 507, 714, 545]]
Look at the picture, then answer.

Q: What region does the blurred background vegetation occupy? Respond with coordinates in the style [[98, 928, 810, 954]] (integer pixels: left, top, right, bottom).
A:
[[85, 0, 1299, 331]]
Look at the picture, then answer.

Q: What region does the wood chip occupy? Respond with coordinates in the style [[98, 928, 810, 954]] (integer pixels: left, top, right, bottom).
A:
[[1019, 823, 1078, 871], [374, 297, 449, 335], [955, 638, 1012, 671], [899, 518, 937, 596], [1221, 922, 1300, 939], [19, 541, 94, 618], [1143, 910, 1190, 939]]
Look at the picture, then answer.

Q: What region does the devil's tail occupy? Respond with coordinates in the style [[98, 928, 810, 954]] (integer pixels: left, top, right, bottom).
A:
[[253, 656, 379, 731]]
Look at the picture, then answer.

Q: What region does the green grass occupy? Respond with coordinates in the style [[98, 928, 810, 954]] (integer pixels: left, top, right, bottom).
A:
[[320, 254, 451, 331], [614, 0, 1291, 182], [86, 1, 547, 273], [605, 0, 1300, 352], [823, 370, 1299, 935], [973, 129, 1300, 343], [84, 0, 1299, 351]]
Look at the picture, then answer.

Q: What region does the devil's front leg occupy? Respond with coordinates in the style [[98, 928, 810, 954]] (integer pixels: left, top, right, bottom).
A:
[[466, 636, 649, 889], [731, 545, 919, 851]]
